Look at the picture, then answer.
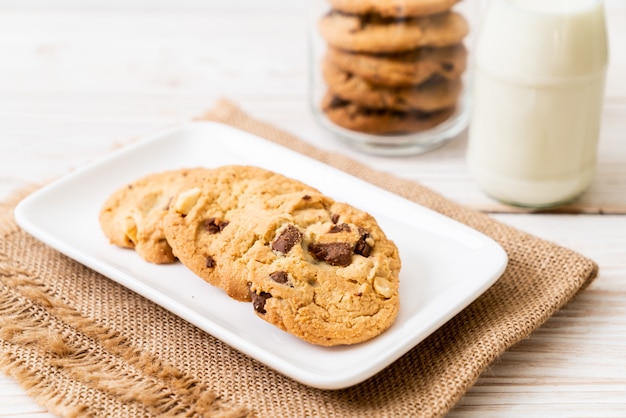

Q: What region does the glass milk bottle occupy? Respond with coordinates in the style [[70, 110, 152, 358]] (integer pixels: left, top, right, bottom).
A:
[[467, 0, 609, 208]]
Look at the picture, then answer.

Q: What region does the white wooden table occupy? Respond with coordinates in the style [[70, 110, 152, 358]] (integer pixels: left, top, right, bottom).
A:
[[1, 1, 625, 416]]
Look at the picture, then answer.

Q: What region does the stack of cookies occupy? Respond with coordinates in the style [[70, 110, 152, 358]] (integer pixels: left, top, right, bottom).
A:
[[99, 165, 401, 346], [318, 0, 469, 134]]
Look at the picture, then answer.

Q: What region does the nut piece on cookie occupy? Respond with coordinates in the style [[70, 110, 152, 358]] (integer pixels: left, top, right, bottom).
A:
[[373, 276, 395, 298], [173, 187, 202, 216]]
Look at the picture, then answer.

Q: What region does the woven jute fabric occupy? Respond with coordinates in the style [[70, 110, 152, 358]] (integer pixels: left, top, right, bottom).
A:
[[0, 99, 598, 417]]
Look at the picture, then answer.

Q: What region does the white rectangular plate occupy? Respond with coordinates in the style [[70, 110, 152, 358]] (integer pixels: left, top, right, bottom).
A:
[[15, 122, 507, 389]]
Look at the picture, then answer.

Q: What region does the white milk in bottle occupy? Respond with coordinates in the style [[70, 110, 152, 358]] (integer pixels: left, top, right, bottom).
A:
[[467, 0, 608, 208]]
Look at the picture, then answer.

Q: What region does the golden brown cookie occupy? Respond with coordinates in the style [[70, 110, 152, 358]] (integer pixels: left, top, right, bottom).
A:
[[327, 0, 461, 17], [99, 167, 211, 264], [241, 193, 401, 346], [323, 58, 462, 112], [326, 44, 467, 87], [106, 164, 401, 346], [319, 11, 469, 53], [322, 94, 455, 134], [162, 165, 321, 301]]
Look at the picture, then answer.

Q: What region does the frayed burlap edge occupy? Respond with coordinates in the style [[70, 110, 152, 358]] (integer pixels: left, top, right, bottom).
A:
[[0, 189, 250, 417]]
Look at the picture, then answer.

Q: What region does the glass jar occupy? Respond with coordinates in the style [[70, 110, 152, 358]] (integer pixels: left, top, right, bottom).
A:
[[467, 0, 609, 208], [308, 0, 475, 156]]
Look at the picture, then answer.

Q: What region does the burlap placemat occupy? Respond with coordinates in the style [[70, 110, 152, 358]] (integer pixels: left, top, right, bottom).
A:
[[0, 99, 598, 417]]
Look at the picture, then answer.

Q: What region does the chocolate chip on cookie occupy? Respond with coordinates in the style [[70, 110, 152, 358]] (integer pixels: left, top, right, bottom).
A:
[[269, 271, 289, 284], [205, 217, 229, 234], [309, 242, 353, 267], [329, 223, 352, 233], [355, 228, 373, 257], [250, 290, 272, 314], [272, 224, 303, 255]]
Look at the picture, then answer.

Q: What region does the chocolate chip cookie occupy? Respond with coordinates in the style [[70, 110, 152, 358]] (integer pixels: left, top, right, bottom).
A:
[[323, 58, 462, 112], [99, 167, 211, 264], [327, 0, 461, 17], [163, 166, 400, 345], [237, 193, 401, 346], [322, 94, 455, 134], [319, 10, 469, 53], [102, 164, 401, 345], [326, 44, 467, 87]]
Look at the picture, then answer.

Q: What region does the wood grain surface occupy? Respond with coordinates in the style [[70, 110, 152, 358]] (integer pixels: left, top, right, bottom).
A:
[[0, 1, 625, 416]]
